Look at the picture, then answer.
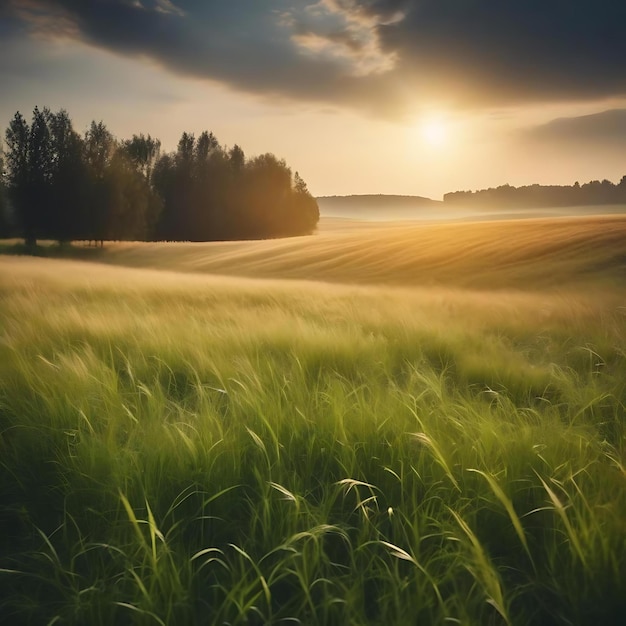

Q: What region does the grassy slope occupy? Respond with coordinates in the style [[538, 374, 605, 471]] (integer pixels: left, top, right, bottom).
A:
[[30, 214, 625, 290], [1, 216, 625, 625]]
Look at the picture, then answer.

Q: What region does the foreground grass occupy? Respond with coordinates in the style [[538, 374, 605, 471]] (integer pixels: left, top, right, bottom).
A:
[[0, 255, 625, 625]]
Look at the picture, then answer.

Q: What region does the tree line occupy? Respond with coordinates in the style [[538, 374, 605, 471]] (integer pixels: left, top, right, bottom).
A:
[[0, 107, 319, 246], [444, 177, 626, 208]]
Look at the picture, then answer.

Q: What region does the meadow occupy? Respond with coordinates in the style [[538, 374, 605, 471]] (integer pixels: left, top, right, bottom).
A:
[[1, 214, 625, 624]]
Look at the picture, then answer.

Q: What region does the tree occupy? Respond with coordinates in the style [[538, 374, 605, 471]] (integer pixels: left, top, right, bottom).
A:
[[153, 137, 319, 241], [292, 171, 320, 234], [27, 107, 55, 240], [151, 153, 177, 240], [121, 133, 161, 183], [177, 132, 195, 164], [47, 109, 90, 243], [194, 132, 229, 240], [617, 175, 626, 202], [104, 150, 162, 241], [0, 148, 10, 238], [5, 112, 33, 245], [84, 121, 115, 245], [153, 130, 226, 241], [3, 108, 319, 245], [195, 131, 215, 163], [83, 123, 161, 243], [229, 144, 245, 173]]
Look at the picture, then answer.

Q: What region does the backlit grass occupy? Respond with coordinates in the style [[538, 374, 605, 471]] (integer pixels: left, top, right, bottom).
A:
[[59, 215, 626, 289], [0, 222, 625, 624], [3, 214, 626, 290]]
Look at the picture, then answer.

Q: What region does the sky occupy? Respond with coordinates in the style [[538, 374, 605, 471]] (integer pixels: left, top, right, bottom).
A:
[[1, 0, 625, 199]]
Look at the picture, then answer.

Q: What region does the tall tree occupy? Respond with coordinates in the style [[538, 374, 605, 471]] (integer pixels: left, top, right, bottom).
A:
[[239, 153, 293, 238], [153, 131, 198, 240], [47, 109, 89, 242], [84, 121, 115, 245], [0, 148, 10, 238], [105, 150, 162, 241], [27, 107, 55, 239], [84, 121, 114, 176], [121, 133, 161, 183], [194, 132, 229, 239], [177, 132, 195, 164], [195, 131, 212, 163], [151, 153, 175, 240], [618, 175, 626, 202], [292, 171, 320, 234], [229, 144, 245, 173], [5, 112, 33, 244]]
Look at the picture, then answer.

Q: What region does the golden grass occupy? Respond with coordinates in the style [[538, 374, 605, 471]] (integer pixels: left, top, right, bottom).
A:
[[56, 214, 626, 290], [1, 252, 624, 362]]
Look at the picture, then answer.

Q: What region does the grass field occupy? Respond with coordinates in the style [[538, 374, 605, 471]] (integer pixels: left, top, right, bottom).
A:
[[1, 215, 625, 624]]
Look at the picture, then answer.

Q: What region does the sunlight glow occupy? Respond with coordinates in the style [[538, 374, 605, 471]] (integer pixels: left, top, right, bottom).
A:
[[420, 117, 448, 147]]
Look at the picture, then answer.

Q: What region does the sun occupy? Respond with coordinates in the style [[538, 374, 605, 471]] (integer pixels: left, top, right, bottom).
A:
[[420, 117, 448, 147]]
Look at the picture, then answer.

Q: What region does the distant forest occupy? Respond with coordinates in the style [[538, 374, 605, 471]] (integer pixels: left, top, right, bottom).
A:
[[444, 177, 626, 208], [0, 107, 319, 246]]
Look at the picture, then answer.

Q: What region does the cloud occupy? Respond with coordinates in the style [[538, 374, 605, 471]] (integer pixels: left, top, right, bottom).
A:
[[3, 1, 355, 102], [290, 0, 399, 76], [381, 0, 626, 106], [522, 109, 626, 149], [3, 0, 626, 116]]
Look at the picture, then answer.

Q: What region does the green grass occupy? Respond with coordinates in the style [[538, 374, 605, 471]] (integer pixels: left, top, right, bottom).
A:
[[0, 246, 625, 625]]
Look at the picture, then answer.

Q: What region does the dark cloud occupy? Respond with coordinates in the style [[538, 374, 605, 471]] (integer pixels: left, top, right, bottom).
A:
[[523, 109, 626, 148], [3, 0, 626, 114], [377, 0, 626, 105]]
